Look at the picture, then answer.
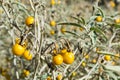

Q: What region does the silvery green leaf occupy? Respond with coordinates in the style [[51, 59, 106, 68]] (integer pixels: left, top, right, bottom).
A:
[[97, 8, 104, 17], [90, 27, 107, 41], [41, 73, 48, 80], [58, 22, 84, 29], [103, 65, 120, 75], [89, 31, 96, 46], [99, 76, 103, 80], [105, 70, 118, 80]]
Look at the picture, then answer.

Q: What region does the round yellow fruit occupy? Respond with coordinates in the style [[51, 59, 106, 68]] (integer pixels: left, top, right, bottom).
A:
[[60, 48, 67, 56], [50, 30, 55, 35], [23, 70, 30, 77], [82, 62, 86, 67], [25, 16, 34, 26], [60, 27, 66, 34], [12, 44, 25, 56], [63, 52, 75, 64], [79, 27, 84, 31], [50, 20, 56, 27], [72, 72, 76, 77], [53, 54, 63, 65], [47, 76, 52, 80], [110, 1, 115, 8], [56, 74, 62, 80], [23, 50, 32, 60], [85, 55, 89, 59], [92, 59, 97, 64], [51, 0, 55, 6], [96, 16, 102, 22], [115, 18, 120, 24], [104, 55, 111, 61]]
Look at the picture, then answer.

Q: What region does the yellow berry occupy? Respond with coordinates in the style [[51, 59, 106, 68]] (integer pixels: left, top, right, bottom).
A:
[[92, 59, 97, 64], [60, 27, 66, 34], [53, 54, 63, 65], [79, 27, 84, 31], [112, 61, 116, 65], [50, 20, 56, 27], [60, 48, 67, 55], [72, 72, 76, 77], [85, 55, 89, 59], [25, 16, 34, 26], [82, 62, 86, 67], [12, 44, 25, 56], [96, 16, 102, 22], [114, 53, 119, 60], [63, 52, 75, 64], [47, 76, 52, 80], [50, 30, 55, 35], [23, 70, 30, 77], [23, 50, 32, 60], [51, 0, 55, 6], [57, 0, 61, 4], [56, 74, 62, 80], [110, 1, 116, 8], [115, 18, 120, 24], [104, 55, 111, 61]]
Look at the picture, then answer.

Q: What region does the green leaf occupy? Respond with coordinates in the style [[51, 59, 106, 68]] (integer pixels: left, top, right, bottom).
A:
[[70, 16, 86, 24], [103, 65, 120, 75], [90, 27, 107, 40], [65, 31, 80, 36], [105, 71, 118, 80], [89, 31, 97, 46], [80, 17, 86, 24], [97, 8, 104, 17], [40, 73, 48, 80], [70, 16, 83, 23], [99, 76, 103, 80], [97, 51, 114, 54], [97, 51, 120, 58], [114, 24, 120, 28], [58, 22, 85, 29]]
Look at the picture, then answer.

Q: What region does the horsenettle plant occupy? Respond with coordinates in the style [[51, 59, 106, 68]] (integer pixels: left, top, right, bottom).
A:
[[0, 0, 120, 80]]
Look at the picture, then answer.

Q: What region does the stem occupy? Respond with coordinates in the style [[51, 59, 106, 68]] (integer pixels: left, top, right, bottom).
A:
[[85, 62, 99, 80], [29, 0, 35, 11]]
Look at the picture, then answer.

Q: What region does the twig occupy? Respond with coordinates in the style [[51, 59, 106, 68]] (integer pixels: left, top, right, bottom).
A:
[[108, 31, 116, 49], [39, 64, 47, 76], [85, 62, 99, 80], [111, 42, 120, 46], [68, 57, 85, 77], [29, 0, 35, 11], [1, 2, 22, 33]]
